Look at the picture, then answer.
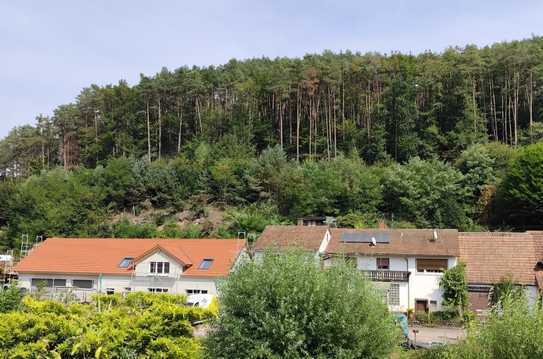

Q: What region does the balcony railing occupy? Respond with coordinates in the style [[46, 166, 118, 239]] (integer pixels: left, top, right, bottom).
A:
[[361, 270, 410, 282], [28, 287, 96, 303]]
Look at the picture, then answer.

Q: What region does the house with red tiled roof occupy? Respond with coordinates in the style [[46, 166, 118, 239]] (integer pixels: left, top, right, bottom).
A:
[[255, 225, 461, 313], [459, 232, 543, 312], [253, 225, 331, 258], [14, 238, 245, 300], [324, 228, 460, 313], [255, 225, 543, 314]]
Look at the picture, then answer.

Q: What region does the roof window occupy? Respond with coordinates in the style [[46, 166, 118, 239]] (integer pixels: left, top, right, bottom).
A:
[[199, 258, 214, 270], [119, 257, 134, 268]]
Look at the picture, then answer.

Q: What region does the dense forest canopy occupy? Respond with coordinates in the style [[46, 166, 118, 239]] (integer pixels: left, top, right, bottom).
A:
[[1, 37, 543, 250], [1, 37, 542, 174]]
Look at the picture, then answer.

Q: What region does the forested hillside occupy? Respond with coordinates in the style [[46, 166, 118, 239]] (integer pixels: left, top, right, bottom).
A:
[[1, 37, 543, 250]]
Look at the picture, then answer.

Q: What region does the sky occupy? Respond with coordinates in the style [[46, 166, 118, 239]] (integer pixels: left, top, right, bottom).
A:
[[1, 0, 541, 139]]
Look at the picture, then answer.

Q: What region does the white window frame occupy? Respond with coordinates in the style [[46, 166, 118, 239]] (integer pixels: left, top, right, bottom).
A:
[[148, 288, 169, 293], [186, 289, 209, 295], [150, 261, 170, 275]]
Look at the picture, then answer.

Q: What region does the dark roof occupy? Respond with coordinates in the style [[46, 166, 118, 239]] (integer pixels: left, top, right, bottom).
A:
[[253, 225, 328, 252], [326, 228, 459, 257], [459, 232, 541, 286]]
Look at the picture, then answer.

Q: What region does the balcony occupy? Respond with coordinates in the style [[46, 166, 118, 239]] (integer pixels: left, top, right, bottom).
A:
[[361, 270, 410, 282]]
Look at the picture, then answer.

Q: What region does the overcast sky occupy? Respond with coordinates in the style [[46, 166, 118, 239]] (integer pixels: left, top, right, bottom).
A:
[[1, 0, 541, 139]]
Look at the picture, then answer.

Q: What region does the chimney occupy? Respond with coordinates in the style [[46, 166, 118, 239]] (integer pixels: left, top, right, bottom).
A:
[[378, 220, 387, 230]]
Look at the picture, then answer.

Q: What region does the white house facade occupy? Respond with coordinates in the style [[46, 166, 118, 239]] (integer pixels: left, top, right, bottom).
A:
[[323, 228, 460, 313], [15, 238, 245, 301], [255, 226, 463, 313]]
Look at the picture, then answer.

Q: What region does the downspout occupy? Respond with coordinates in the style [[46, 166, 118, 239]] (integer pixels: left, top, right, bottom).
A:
[[98, 273, 103, 293], [404, 258, 410, 313]]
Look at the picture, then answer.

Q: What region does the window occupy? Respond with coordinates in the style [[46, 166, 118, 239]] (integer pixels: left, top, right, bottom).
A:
[[31, 278, 53, 288], [53, 279, 66, 287], [32, 279, 66, 288], [416, 259, 448, 273], [150, 261, 170, 274], [198, 258, 214, 270], [148, 288, 168, 293], [377, 258, 390, 270], [119, 257, 133, 268], [72, 280, 93, 289], [124, 287, 132, 292], [106, 288, 115, 295], [388, 283, 400, 306], [186, 289, 209, 295]]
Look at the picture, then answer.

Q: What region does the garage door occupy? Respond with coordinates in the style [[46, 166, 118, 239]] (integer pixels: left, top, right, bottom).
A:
[[469, 291, 489, 312]]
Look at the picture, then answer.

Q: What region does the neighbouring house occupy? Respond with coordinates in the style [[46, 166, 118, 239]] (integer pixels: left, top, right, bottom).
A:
[[324, 228, 460, 313], [254, 225, 459, 313], [254, 225, 543, 314], [459, 231, 543, 312], [14, 237, 245, 301], [1, 253, 15, 286], [253, 225, 331, 260], [296, 216, 334, 226]]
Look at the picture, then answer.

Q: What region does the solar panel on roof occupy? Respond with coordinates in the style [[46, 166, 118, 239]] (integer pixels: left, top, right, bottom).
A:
[[340, 232, 390, 243]]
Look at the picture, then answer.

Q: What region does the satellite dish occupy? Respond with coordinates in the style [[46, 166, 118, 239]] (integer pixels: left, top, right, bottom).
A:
[[370, 237, 377, 246]]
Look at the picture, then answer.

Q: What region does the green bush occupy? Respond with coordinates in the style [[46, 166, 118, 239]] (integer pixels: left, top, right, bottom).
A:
[[205, 250, 400, 358], [440, 263, 468, 316], [436, 296, 543, 358], [0, 292, 211, 358], [0, 283, 22, 313], [489, 275, 525, 307]]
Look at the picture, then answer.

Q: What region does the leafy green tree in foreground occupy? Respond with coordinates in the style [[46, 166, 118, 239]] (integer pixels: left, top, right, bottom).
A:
[[205, 251, 400, 358]]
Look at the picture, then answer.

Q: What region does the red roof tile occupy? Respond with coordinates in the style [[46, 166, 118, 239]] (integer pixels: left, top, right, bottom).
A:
[[459, 232, 539, 286], [14, 238, 245, 277], [253, 225, 328, 252]]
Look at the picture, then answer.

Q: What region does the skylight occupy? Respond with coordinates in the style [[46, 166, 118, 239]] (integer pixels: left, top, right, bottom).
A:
[[119, 257, 134, 268], [199, 258, 214, 270]]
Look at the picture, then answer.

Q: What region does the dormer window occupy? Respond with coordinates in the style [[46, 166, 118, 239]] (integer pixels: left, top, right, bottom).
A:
[[150, 261, 170, 274], [119, 257, 134, 268], [199, 258, 214, 270]]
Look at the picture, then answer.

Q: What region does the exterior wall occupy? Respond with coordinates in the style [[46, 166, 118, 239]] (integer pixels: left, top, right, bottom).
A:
[[134, 251, 184, 278], [18, 273, 100, 290], [407, 257, 452, 311], [323, 254, 457, 312], [355, 255, 408, 271], [525, 285, 539, 307], [355, 255, 453, 311], [18, 272, 219, 296]]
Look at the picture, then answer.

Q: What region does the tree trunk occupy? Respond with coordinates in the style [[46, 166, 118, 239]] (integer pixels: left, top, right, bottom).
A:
[[157, 98, 162, 160], [146, 100, 151, 162], [296, 89, 301, 161], [196, 97, 203, 134], [177, 98, 183, 153], [528, 70, 534, 142]]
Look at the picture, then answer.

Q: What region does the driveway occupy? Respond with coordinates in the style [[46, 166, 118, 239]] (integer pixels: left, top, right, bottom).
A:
[[408, 325, 466, 347]]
